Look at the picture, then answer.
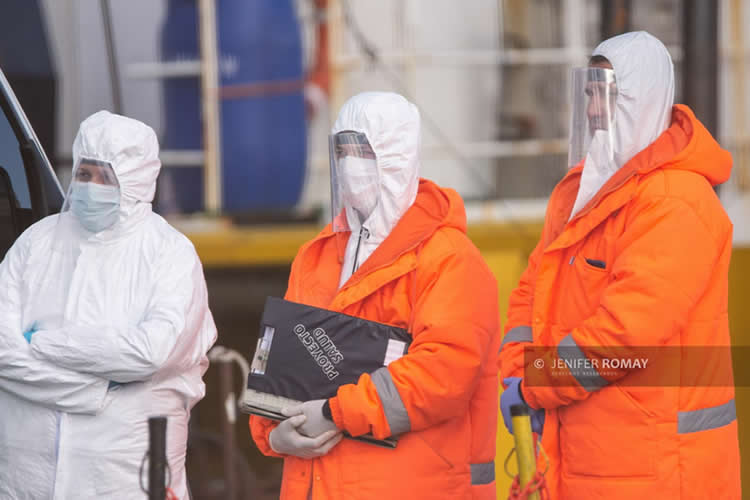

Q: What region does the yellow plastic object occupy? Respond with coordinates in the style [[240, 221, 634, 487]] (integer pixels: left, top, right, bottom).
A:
[[510, 406, 540, 500]]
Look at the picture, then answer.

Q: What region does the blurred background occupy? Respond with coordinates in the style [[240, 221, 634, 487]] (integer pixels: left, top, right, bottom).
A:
[[2, 0, 750, 498]]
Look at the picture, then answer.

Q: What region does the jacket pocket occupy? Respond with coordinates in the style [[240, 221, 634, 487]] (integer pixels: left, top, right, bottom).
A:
[[415, 432, 455, 469], [559, 387, 657, 479], [584, 257, 606, 269], [561, 420, 657, 479], [340, 425, 458, 487], [561, 253, 610, 322]]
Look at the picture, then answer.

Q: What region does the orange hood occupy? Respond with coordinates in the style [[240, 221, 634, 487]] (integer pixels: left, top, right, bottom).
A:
[[610, 103, 732, 187], [655, 104, 732, 185]]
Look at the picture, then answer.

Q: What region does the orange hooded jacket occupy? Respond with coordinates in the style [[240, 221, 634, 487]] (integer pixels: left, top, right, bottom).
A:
[[250, 179, 501, 500], [499, 105, 741, 499]]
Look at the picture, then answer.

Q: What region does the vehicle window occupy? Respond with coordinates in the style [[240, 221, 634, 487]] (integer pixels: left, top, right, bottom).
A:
[[0, 107, 31, 208]]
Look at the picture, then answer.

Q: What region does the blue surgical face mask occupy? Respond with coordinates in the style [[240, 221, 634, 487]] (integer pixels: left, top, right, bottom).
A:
[[70, 181, 121, 232]]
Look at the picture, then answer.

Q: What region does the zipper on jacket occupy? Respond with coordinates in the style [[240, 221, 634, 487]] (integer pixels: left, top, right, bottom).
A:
[[351, 226, 370, 276]]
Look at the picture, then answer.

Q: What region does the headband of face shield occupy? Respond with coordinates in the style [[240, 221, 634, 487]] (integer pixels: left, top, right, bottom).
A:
[[568, 67, 618, 169], [64, 157, 122, 233], [329, 131, 379, 232]]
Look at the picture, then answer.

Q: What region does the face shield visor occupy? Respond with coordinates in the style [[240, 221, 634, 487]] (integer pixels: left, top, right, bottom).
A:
[[62, 158, 121, 233], [329, 131, 379, 232], [568, 67, 617, 169]]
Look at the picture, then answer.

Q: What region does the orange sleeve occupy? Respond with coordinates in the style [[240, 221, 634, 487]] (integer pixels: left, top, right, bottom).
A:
[[248, 415, 283, 458]]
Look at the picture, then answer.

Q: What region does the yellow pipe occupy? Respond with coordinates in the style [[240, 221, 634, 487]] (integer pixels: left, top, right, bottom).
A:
[[511, 405, 539, 500]]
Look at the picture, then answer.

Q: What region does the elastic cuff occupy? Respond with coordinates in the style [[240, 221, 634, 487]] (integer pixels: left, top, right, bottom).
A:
[[519, 381, 540, 410], [518, 380, 527, 404], [322, 399, 333, 421], [268, 427, 279, 454], [329, 396, 345, 430], [248, 415, 284, 458]]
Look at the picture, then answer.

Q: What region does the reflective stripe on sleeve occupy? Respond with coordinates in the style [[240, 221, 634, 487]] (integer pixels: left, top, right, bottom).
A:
[[557, 334, 609, 392], [499, 325, 533, 353], [371, 367, 411, 435]]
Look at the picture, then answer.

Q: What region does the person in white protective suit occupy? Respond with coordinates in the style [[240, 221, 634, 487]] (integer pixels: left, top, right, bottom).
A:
[[0, 110, 217, 499]]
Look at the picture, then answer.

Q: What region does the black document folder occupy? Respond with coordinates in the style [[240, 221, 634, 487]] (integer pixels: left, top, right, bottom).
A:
[[240, 296, 412, 448]]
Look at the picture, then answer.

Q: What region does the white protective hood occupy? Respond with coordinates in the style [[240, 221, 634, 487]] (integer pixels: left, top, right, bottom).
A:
[[331, 92, 421, 286], [66, 110, 162, 234], [570, 31, 675, 219]]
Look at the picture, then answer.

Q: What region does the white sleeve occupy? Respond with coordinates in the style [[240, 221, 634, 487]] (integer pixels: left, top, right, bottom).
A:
[[0, 224, 109, 414], [30, 239, 217, 383]]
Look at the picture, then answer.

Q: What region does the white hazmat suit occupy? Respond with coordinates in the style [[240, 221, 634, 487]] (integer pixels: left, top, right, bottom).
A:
[[0, 110, 217, 499]]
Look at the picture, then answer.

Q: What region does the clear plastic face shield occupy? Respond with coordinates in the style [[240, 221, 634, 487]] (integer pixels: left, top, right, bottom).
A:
[[329, 131, 379, 232], [568, 67, 618, 169], [63, 157, 121, 233]]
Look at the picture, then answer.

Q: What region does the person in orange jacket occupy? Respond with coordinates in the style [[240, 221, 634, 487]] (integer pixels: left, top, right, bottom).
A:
[[498, 31, 742, 499], [249, 91, 501, 499]]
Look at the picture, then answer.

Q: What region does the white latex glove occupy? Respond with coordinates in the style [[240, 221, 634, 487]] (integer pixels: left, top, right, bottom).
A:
[[282, 399, 339, 438], [269, 414, 342, 459]]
